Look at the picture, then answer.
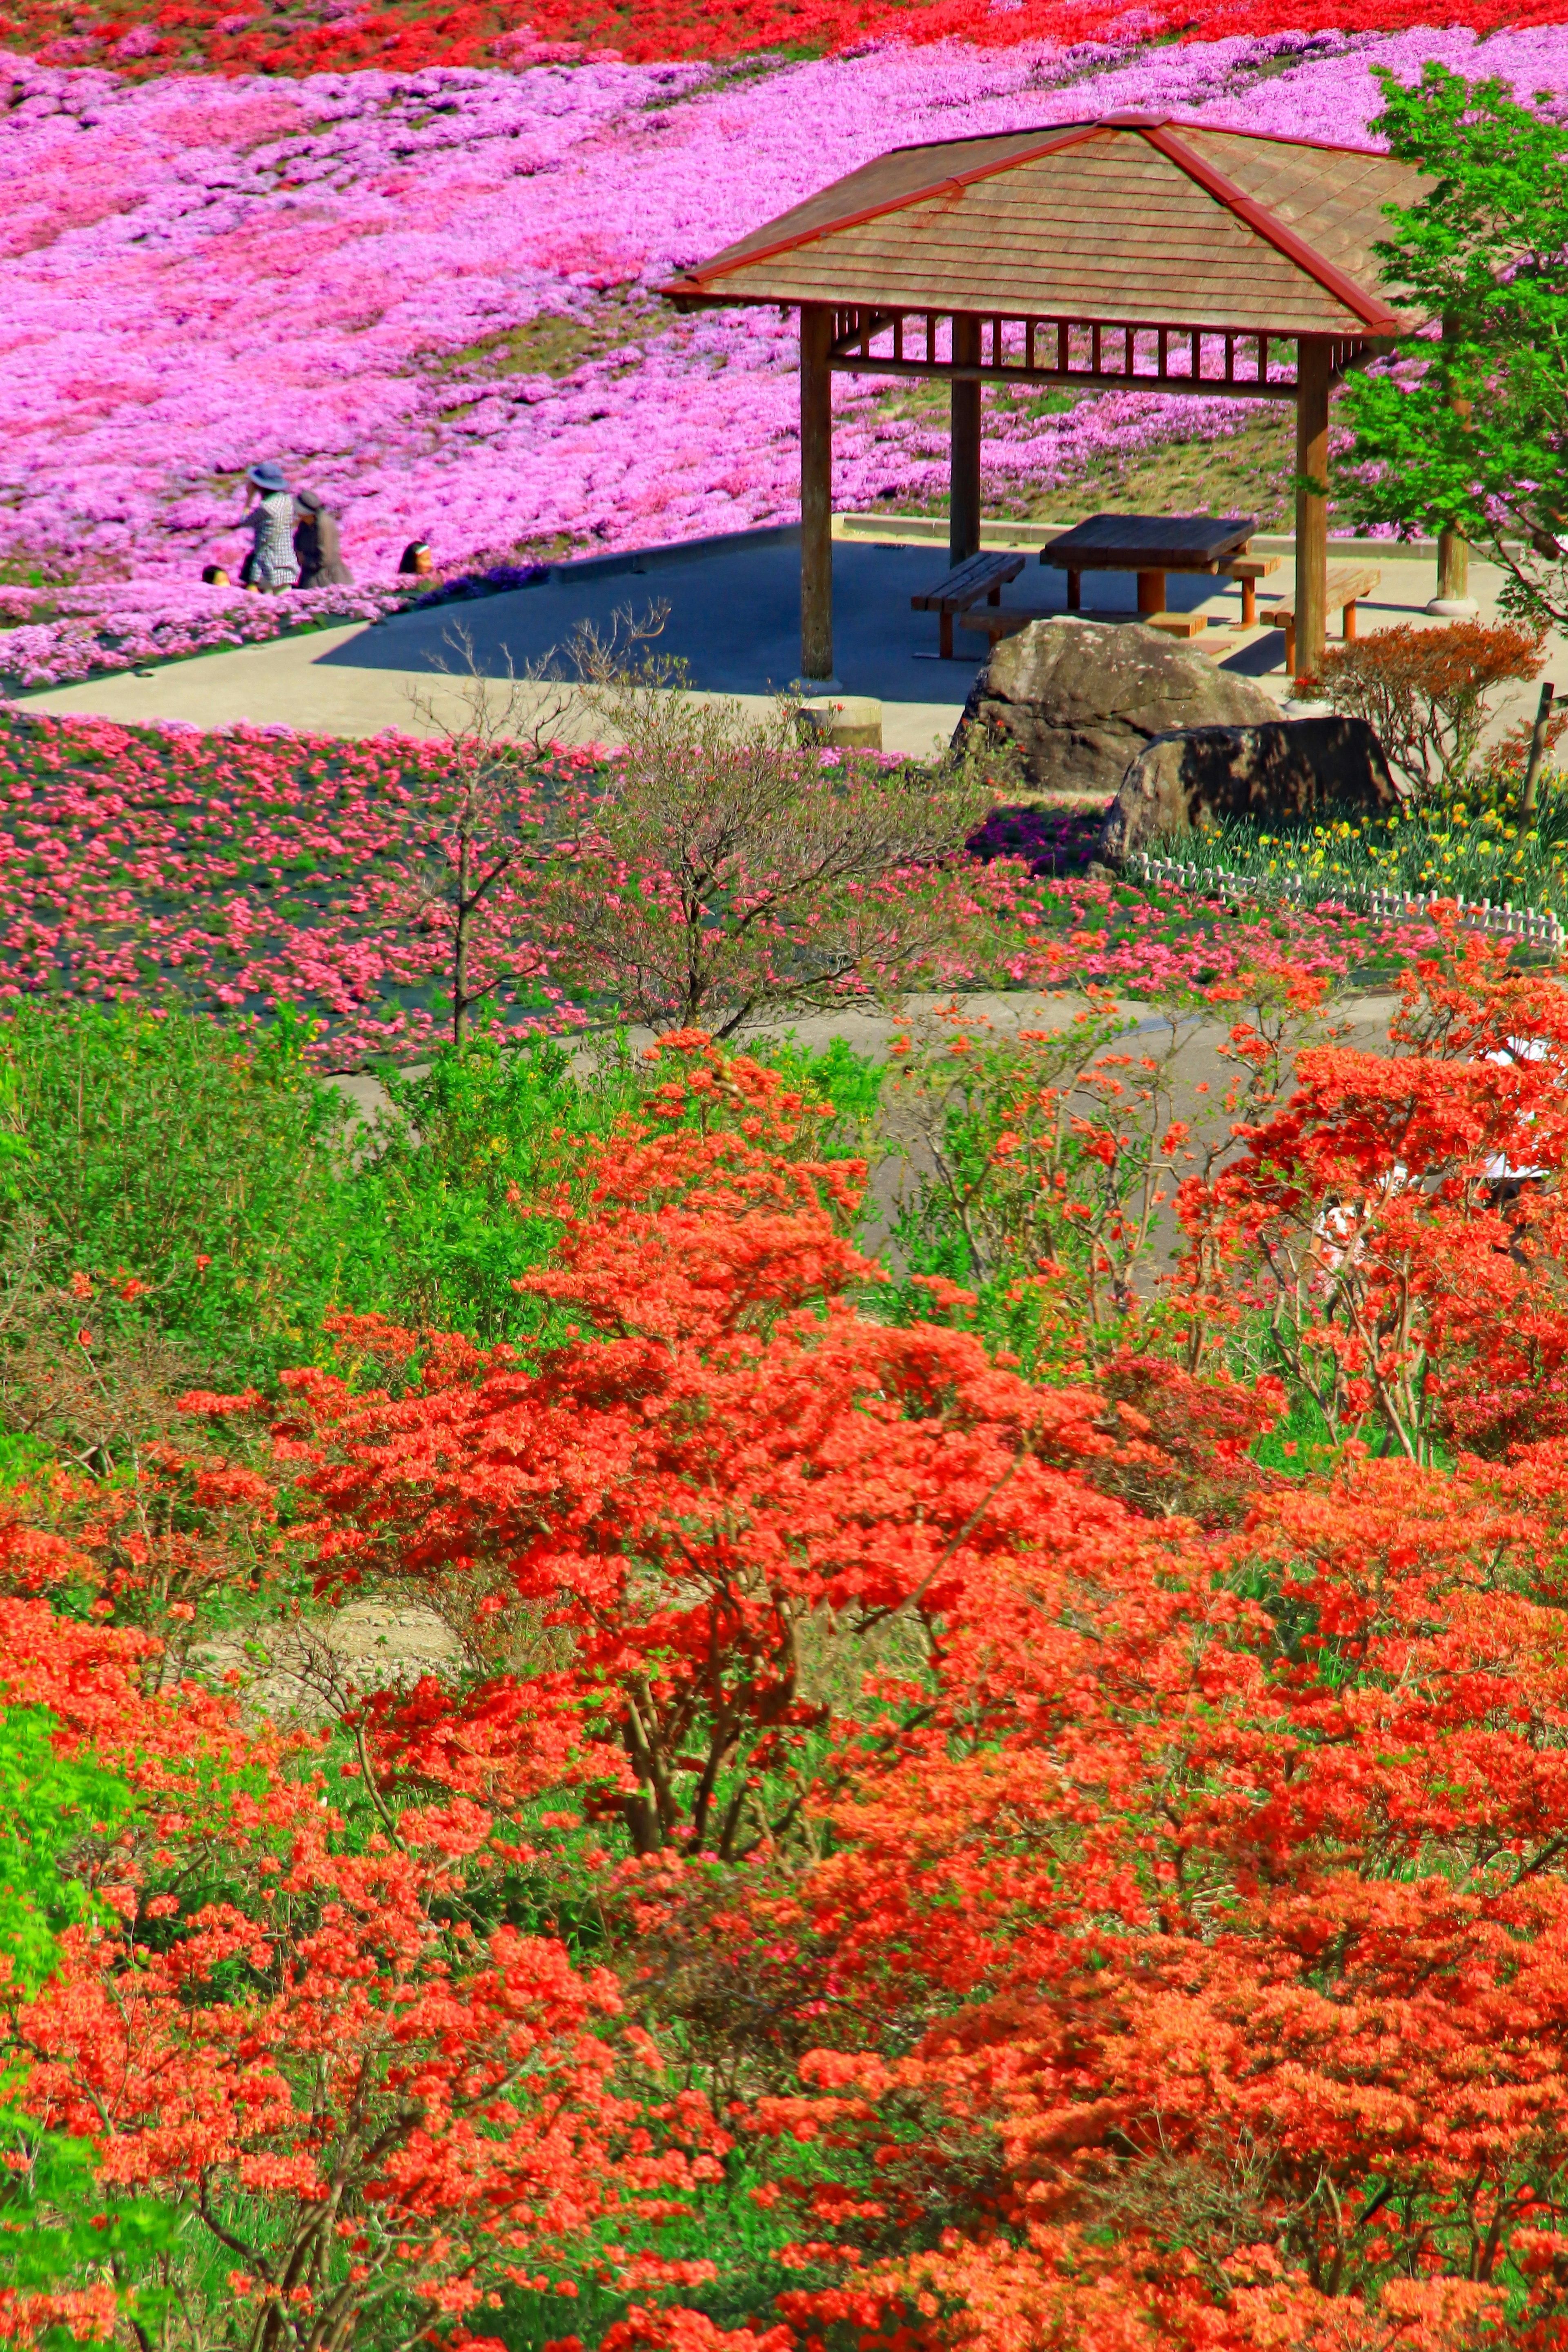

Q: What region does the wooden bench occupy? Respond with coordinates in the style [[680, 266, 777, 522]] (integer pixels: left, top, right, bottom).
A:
[[1218, 553, 1281, 627], [1266, 564, 1381, 673], [911, 550, 1026, 658], [960, 605, 1208, 645]]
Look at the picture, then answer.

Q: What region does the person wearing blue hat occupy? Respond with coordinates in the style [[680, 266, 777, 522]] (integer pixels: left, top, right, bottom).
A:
[[238, 462, 301, 591]]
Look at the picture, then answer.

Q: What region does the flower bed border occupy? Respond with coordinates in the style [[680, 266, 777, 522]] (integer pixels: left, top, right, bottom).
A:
[[1127, 848, 1568, 958]]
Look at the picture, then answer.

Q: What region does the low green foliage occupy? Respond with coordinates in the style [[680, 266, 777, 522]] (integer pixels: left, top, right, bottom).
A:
[[0, 2125, 183, 2352], [0, 1002, 351, 1381], [0, 1708, 133, 1991]]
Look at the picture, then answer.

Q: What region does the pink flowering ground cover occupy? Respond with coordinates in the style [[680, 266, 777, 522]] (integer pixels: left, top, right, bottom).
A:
[[0, 711, 1452, 1069], [0, 710, 590, 1062], [0, 577, 407, 690], [5, 26, 1568, 687]]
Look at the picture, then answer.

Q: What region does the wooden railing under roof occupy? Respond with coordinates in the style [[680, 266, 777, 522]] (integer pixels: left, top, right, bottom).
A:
[[824, 309, 1372, 398]]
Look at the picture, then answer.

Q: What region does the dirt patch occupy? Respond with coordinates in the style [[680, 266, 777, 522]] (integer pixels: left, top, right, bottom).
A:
[[886, 400, 1297, 532], [434, 288, 662, 387], [199, 1597, 462, 1725]]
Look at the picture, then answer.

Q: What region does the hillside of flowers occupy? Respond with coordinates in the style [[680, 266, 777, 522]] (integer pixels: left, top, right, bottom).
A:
[[3, 19, 1568, 685], [8, 0, 1568, 2332], [3, 0, 1564, 76]]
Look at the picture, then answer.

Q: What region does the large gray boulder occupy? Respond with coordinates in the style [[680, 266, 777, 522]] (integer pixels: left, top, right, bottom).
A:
[[1098, 716, 1402, 865], [953, 616, 1279, 797]]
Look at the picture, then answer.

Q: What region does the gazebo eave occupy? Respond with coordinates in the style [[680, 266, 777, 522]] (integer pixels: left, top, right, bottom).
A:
[[659, 288, 1393, 401]]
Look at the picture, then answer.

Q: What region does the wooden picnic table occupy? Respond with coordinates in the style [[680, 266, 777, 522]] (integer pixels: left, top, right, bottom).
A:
[[1040, 513, 1263, 634]]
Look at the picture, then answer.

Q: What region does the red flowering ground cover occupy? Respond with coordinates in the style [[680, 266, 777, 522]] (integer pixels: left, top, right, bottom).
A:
[[0, 713, 1444, 1073], [9, 0, 1563, 75], [0, 713, 587, 1068]]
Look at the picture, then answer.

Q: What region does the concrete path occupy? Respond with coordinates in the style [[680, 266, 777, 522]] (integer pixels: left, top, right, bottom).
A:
[[328, 984, 1405, 1265], [26, 519, 1566, 757]]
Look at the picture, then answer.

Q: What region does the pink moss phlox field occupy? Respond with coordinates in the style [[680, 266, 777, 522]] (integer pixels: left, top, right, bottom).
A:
[[0, 712, 1039, 1069], [5, 21, 1568, 650], [0, 579, 405, 690], [1025, 875, 1446, 993]]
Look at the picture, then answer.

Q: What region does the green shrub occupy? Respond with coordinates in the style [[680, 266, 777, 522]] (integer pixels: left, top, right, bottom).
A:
[[0, 1007, 889, 1388], [0, 1004, 352, 1384]]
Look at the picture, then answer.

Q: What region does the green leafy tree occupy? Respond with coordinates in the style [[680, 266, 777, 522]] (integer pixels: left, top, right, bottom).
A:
[[1339, 64, 1568, 627]]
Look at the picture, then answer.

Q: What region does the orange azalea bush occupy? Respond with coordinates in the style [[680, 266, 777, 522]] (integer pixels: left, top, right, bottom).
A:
[[9, 972, 1568, 2352]]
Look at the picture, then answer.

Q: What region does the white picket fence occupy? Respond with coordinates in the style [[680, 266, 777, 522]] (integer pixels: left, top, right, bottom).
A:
[[1128, 849, 1567, 957]]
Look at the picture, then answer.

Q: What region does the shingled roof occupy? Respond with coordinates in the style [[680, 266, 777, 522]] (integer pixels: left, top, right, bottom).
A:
[[660, 115, 1430, 340]]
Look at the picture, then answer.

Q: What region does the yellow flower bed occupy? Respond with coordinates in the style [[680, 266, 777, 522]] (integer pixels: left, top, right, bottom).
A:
[[1237, 784, 1568, 915]]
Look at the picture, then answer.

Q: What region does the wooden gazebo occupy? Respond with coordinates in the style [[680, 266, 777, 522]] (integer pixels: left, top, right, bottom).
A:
[[661, 115, 1430, 682]]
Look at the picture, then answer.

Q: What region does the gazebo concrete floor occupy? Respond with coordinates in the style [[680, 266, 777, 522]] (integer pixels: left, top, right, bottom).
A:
[[22, 529, 1567, 757]]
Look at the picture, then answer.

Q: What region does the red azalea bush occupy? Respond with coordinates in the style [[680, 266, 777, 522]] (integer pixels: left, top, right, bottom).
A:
[[11, 953, 1568, 2352], [263, 1033, 1127, 1856], [1176, 934, 1568, 1458], [0, 1559, 740, 2352], [741, 1440, 1568, 2352]]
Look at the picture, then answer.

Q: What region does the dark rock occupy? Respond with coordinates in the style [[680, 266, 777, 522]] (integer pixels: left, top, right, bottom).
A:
[[953, 615, 1279, 797], [1098, 716, 1402, 865]]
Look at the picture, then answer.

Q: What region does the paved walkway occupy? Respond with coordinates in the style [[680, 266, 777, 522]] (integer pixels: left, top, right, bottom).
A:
[[328, 984, 1404, 1263], [25, 519, 1566, 756]]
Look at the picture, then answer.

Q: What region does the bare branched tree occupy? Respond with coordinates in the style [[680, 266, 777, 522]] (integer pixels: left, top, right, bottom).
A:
[[524, 618, 1021, 1036], [399, 607, 1022, 1045], [402, 613, 663, 1046]]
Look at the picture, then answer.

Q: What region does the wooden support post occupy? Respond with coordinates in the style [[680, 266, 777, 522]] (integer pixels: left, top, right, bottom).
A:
[[1437, 528, 1470, 601], [1136, 570, 1166, 616], [950, 314, 982, 568], [1431, 524, 1474, 613], [1521, 680, 1557, 826], [799, 303, 834, 683], [1293, 334, 1332, 679]]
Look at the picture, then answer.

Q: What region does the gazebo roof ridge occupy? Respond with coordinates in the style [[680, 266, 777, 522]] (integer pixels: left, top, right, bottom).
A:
[[873, 111, 1394, 160]]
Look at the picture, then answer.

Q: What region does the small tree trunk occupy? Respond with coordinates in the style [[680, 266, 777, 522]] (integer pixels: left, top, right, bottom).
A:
[[453, 815, 473, 1047], [1428, 313, 1478, 616], [1437, 528, 1469, 601], [1428, 523, 1477, 616]]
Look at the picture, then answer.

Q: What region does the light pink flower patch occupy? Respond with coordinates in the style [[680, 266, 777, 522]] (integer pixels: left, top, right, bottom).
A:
[[2, 20, 1566, 649]]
